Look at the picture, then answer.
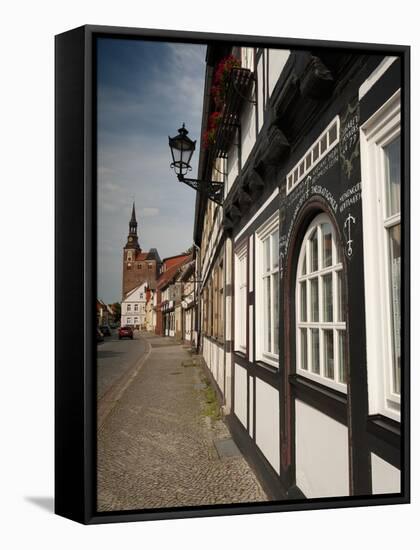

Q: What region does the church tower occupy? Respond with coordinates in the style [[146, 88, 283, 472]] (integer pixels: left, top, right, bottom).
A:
[[122, 201, 161, 300], [122, 202, 141, 298], [125, 202, 141, 252]]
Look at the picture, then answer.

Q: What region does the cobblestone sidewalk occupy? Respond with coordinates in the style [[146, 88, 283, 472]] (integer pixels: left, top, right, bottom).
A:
[[97, 334, 268, 511]]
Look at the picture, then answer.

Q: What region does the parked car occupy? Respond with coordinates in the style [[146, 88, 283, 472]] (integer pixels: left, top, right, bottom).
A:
[[100, 325, 111, 337], [118, 326, 134, 340], [96, 327, 104, 343]]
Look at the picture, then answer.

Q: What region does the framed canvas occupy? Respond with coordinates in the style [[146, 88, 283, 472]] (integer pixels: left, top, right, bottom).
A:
[[55, 24, 410, 524]]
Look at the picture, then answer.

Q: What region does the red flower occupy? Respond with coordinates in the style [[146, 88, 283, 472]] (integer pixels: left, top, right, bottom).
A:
[[211, 54, 241, 106]]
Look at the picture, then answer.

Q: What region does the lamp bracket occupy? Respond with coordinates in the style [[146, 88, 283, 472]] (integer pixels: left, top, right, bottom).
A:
[[178, 175, 224, 206]]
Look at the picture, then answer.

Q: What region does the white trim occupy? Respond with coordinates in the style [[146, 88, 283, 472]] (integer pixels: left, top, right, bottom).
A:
[[234, 241, 248, 353], [286, 117, 340, 195], [360, 89, 401, 421], [359, 57, 398, 100], [249, 235, 254, 292], [234, 188, 279, 242], [255, 212, 280, 366], [295, 213, 347, 393]]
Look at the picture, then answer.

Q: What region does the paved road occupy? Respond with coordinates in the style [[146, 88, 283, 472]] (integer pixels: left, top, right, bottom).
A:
[[97, 334, 268, 511], [97, 330, 148, 400]]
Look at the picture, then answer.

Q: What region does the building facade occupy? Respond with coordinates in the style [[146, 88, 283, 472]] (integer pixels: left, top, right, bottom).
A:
[[145, 286, 156, 332], [180, 259, 197, 346], [122, 202, 161, 299], [155, 254, 191, 337], [120, 281, 148, 329], [194, 46, 402, 499]]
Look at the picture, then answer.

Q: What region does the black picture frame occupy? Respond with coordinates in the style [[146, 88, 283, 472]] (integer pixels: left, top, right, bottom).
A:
[[55, 24, 410, 525]]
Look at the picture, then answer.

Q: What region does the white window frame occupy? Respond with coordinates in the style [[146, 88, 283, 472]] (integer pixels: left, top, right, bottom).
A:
[[360, 89, 401, 421], [295, 213, 347, 393], [286, 117, 340, 195], [234, 241, 248, 353], [241, 47, 254, 71], [255, 212, 280, 367]]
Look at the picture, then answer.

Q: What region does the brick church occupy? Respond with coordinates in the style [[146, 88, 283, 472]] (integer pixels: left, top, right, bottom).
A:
[[122, 202, 161, 298]]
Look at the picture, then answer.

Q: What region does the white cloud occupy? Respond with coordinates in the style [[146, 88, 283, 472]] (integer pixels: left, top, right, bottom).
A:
[[141, 207, 160, 217], [97, 41, 206, 302]]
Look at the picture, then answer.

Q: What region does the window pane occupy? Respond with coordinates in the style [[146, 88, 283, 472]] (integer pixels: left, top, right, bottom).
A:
[[320, 134, 327, 154], [272, 230, 279, 269], [313, 144, 319, 162], [299, 161, 305, 176], [301, 246, 307, 276], [311, 328, 320, 374], [337, 270, 345, 322], [328, 122, 337, 144], [263, 238, 271, 273], [338, 331, 346, 384], [305, 153, 311, 170], [323, 273, 333, 322], [310, 278, 319, 322], [389, 223, 401, 394], [324, 330, 334, 379], [273, 272, 279, 355], [384, 136, 401, 217], [310, 230, 318, 272], [300, 329, 308, 370], [264, 277, 271, 353], [300, 281, 307, 322], [321, 223, 332, 267]]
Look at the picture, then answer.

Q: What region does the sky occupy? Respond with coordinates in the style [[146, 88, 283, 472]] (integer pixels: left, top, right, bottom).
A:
[[97, 38, 206, 303]]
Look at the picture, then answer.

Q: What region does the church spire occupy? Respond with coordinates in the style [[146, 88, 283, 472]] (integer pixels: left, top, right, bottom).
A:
[[130, 201, 137, 224], [125, 201, 140, 250]]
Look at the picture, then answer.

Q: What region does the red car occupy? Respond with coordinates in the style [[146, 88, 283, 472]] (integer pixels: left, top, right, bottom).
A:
[[118, 326, 134, 340]]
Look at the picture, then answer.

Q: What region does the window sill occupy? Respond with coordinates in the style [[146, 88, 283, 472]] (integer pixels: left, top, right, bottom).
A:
[[289, 374, 348, 425], [367, 414, 400, 447], [255, 360, 279, 374]]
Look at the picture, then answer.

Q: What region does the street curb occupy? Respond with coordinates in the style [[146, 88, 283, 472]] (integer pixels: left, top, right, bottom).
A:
[[97, 336, 152, 431]]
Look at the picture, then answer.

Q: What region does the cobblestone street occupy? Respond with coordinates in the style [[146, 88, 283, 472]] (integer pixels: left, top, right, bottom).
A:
[[97, 333, 268, 511]]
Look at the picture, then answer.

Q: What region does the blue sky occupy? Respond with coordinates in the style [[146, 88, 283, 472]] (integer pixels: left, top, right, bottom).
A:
[[97, 38, 206, 303]]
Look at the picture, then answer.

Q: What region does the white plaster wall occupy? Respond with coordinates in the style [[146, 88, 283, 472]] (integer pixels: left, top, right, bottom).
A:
[[248, 305, 254, 362], [226, 142, 239, 193], [240, 100, 256, 167], [234, 364, 248, 429], [257, 55, 264, 133], [255, 378, 280, 474], [249, 376, 254, 438], [249, 235, 254, 292], [371, 453, 401, 494], [217, 345, 224, 391], [295, 400, 349, 498], [268, 49, 290, 97], [224, 237, 233, 412]]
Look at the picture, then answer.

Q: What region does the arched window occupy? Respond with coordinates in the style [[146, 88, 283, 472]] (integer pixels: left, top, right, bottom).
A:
[[296, 213, 347, 392]]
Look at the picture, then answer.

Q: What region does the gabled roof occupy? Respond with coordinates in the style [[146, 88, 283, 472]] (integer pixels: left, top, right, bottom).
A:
[[122, 281, 149, 302], [156, 255, 191, 290], [180, 259, 195, 281], [132, 249, 160, 262]]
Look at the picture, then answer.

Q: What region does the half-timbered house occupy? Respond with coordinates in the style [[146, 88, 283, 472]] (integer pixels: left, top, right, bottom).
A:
[[194, 45, 403, 499]]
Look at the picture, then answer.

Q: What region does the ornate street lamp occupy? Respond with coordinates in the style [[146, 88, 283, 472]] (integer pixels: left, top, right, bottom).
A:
[[168, 123, 224, 206]]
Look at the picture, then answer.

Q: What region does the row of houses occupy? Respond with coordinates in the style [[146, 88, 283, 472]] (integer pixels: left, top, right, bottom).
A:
[[96, 299, 119, 327], [183, 45, 403, 501], [120, 209, 198, 345], [120, 254, 197, 344]]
